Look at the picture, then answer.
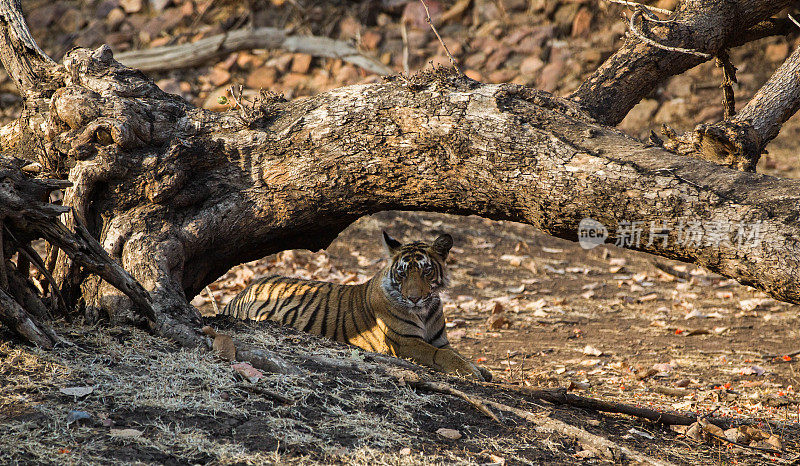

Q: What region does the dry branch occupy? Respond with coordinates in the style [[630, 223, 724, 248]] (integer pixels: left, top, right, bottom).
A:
[[482, 398, 677, 465], [733, 42, 800, 149], [0, 286, 56, 348], [516, 386, 731, 428], [571, 0, 795, 125], [114, 26, 392, 75], [3, 0, 800, 353]]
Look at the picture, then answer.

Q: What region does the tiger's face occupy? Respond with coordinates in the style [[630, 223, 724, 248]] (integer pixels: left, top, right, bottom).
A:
[[380, 231, 452, 313]]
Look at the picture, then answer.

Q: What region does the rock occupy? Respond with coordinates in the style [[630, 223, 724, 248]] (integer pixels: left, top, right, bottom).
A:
[[203, 87, 230, 112], [109, 428, 143, 438], [487, 69, 516, 83], [402, 1, 442, 30], [58, 9, 87, 31], [156, 78, 182, 96], [208, 67, 231, 87], [665, 75, 693, 98], [464, 52, 487, 69], [537, 61, 564, 93], [291, 54, 313, 74], [464, 69, 483, 81], [150, 0, 171, 12], [485, 48, 510, 72], [66, 410, 92, 425], [553, 3, 580, 31], [335, 65, 360, 84], [519, 56, 544, 77], [361, 30, 382, 50], [60, 386, 94, 397], [95, 0, 120, 18], [282, 73, 308, 91], [338, 15, 361, 37], [105, 8, 126, 30], [119, 0, 143, 14], [571, 7, 592, 37], [246, 67, 277, 89], [436, 428, 462, 440]]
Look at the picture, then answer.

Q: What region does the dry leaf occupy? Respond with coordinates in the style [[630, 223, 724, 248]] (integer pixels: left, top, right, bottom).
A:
[[487, 314, 510, 330], [232, 362, 264, 383]]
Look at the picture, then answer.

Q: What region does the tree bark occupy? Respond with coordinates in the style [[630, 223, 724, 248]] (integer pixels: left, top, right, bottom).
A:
[[569, 0, 795, 126], [2, 0, 800, 346]]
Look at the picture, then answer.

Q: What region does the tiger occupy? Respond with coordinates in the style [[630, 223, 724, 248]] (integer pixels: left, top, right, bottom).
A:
[[219, 232, 490, 381]]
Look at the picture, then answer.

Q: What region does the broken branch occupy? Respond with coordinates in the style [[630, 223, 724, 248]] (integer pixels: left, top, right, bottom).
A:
[[114, 26, 392, 76]]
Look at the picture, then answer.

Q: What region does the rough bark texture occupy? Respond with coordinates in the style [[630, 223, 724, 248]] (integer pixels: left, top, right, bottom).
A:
[[0, 154, 154, 347], [2, 0, 800, 348], [734, 42, 800, 146], [32, 50, 800, 334], [569, 0, 795, 126]]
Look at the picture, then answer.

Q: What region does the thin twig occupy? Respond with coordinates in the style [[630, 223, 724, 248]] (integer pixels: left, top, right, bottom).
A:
[[762, 349, 800, 360], [205, 286, 220, 314], [418, 0, 463, 75], [601, 0, 673, 15], [483, 398, 676, 465], [496, 384, 732, 427], [3, 226, 64, 315], [0, 219, 8, 289], [629, 8, 712, 59], [412, 380, 501, 423], [400, 21, 410, 75], [235, 382, 293, 404], [789, 13, 800, 30], [716, 50, 737, 119]]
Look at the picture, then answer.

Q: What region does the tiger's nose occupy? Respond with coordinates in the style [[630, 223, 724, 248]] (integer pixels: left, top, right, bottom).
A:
[[408, 296, 422, 304]]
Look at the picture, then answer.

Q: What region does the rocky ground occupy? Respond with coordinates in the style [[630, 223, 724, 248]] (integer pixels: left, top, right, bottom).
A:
[[1, 0, 800, 464]]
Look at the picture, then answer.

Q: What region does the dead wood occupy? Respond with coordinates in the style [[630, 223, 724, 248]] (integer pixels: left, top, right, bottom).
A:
[[0, 152, 156, 346], [733, 41, 800, 150], [2, 0, 800, 353], [481, 397, 677, 465], [114, 26, 392, 76], [515, 386, 732, 428], [570, 0, 795, 126]]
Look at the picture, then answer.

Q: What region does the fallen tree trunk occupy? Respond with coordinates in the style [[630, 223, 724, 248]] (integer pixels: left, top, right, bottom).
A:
[[2, 0, 800, 348]]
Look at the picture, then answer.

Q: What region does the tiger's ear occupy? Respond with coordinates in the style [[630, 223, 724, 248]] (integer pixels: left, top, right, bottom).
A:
[[432, 234, 453, 259], [382, 231, 402, 255]]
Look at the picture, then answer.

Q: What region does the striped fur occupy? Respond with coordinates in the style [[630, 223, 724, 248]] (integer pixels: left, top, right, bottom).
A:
[[220, 232, 489, 380]]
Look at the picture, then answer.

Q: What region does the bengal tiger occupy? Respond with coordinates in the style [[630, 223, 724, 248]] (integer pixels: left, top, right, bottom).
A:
[[219, 232, 490, 380]]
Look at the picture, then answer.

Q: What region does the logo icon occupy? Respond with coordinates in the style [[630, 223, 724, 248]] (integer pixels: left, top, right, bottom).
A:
[[578, 218, 608, 250]]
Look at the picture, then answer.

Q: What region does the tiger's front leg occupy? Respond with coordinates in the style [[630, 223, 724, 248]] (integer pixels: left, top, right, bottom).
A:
[[389, 338, 487, 381]]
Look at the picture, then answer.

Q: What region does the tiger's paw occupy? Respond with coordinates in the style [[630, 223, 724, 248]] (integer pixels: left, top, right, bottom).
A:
[[436, 349, 488, 381]]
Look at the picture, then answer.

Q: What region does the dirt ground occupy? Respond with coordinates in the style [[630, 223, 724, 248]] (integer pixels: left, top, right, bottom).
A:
[[2, 0, 800, 464]]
